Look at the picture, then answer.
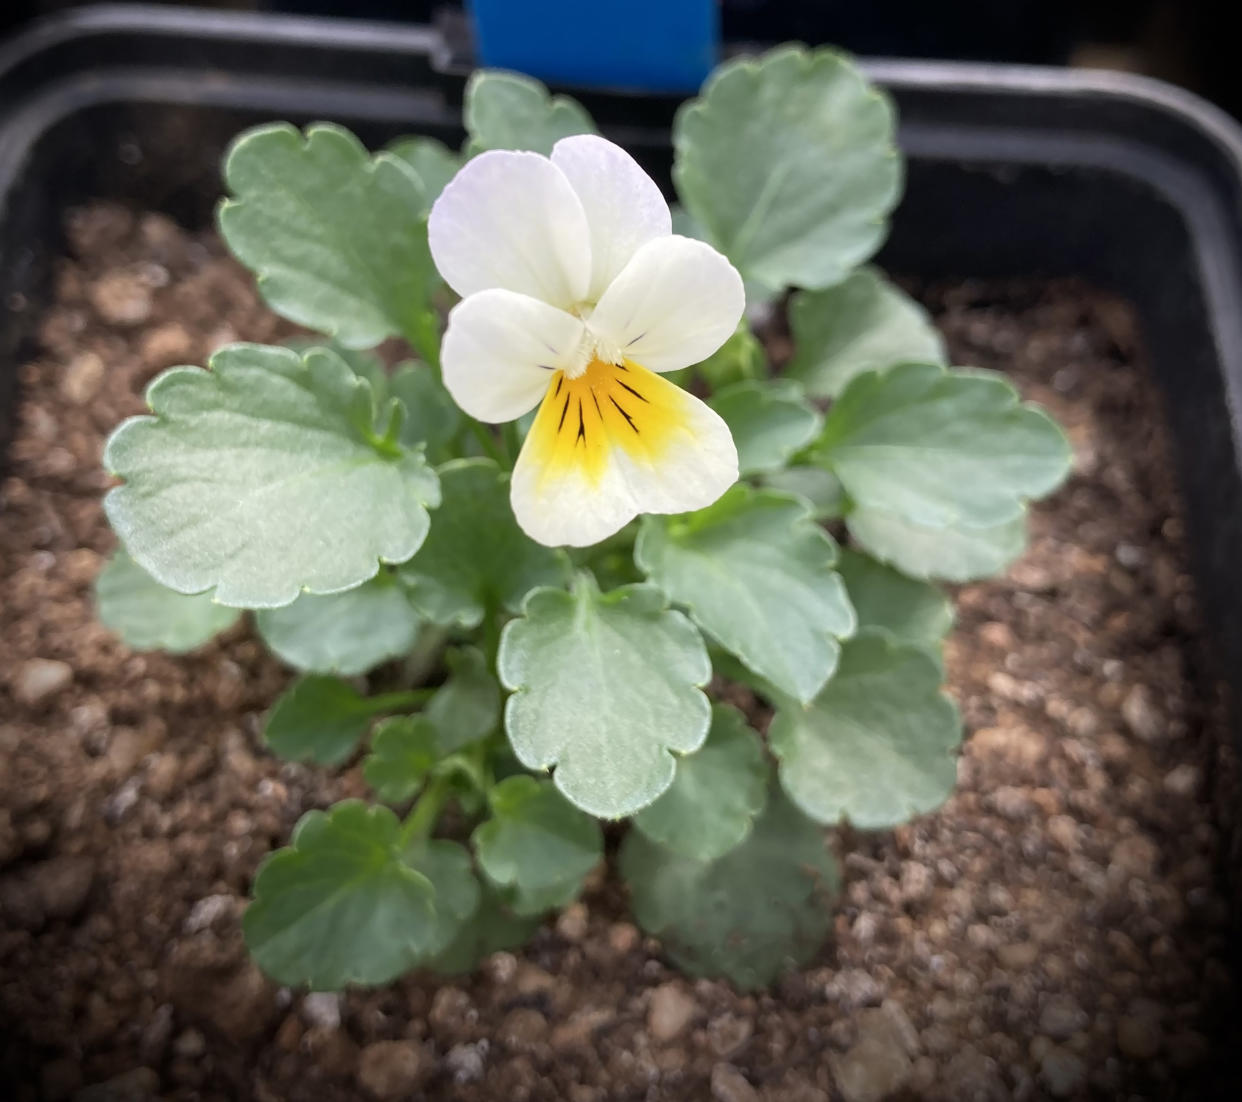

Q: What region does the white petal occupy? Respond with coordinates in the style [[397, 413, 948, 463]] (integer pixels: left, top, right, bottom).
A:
[[441, 289, 586, 423], [550, 134, 672, 301], [428, 150, 591, 309], [510, 360, 738, 547], [588, 235, 745, 373]]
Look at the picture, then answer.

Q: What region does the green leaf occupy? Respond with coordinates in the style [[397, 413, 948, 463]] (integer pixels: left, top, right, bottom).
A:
[[787, 268, 945, 398], [385, 136, 461, 208], [760, 466, 845, 520], [694, 323, 766, 390], [498, 578, 712, 818], [636, 486, 855, 704], [835, 548, 953, 647], [243, 801, 436, 989], [265, 675, 391, 766], [398, 458, 567, 629], [673, 44, 900, 292], [103, 344, 440, 609], [425, 646, 501, 754], [219, 123, 437, 349], [95, 549, 239, 653], [430, 882, 542, 976], [256, 574, 421, 676], [632, 704, 769, 861], [472, 776, 603, 916], [465, 70, 596, 155], [848, 506, 1028, 583], [620, 790, 838, 990], [814, 362, 1071, 529], [402, 839, 481, 957], [388, 363, 462, 464], [769, 631, 961, 830], [710, 380, 822, 476], [363, 716, 441, 803]]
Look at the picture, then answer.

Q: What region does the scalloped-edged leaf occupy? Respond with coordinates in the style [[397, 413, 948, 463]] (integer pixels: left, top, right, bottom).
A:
[[256, 574, 421, 676], [103, 343, 440, 609], [95, 549, 239, 653], [632, 704, 769, 861], [425, 646, 501, 754], [399, 459, 567, 629], [814, 362, 1071, 529], [835, 547, 953, 646], [265, 675, 392, 766], [710, 380, 822, 476], [769, 631, 961, 830], [760, 466, 846, 520], [243, 801, 436, 990], [388, 363, 462, 463], [673, 44, 900, 292], [402, 839, 481, 958], [621, 789, 838, 990], [636, 486, 855, 704], [472, 776, 603, 916], [363, 716, 441, 803], [219, 123, 436, 349], [430, 882, 542, 976], [787, 268, 945, 398], [385, 136, 461, 208], [498, 578, 712, 818], [465, 70, 596, 155], [848, 505, 1028, 583]]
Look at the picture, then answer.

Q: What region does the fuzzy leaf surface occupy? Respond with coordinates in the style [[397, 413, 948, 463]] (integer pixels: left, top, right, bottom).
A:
[[815, 363, 1070, 529], [388, 364, 463, 463], [835, 548, 953, 646], [95, 549, 239, 653], [621, 791, 838, 990], [425, 646, 501, 754], [363, 716, 441, 803], [769, 631, 961, 829], [256, 574, 421, 676], [401, 840, 481, 958], [219, 123, 436, 349], [265, 675, 388, 766], [710, 380, 822, 476], [637, 486, 855, 704], [673, 45, 900, 291], [472, 776, 603, 916], [399, 459, 566, 629], [848, 506, 1028, 582], [465, 70, 596, 154], [103, 344, 439, 609], [385, 136, 461, 208], [632, 705, 769, 861], [787, 268, 945, 398], [243, 801, 436, 990], [498, 579, 712, 818]]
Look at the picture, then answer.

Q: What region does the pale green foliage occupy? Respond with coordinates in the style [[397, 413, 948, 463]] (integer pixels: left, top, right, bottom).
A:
[[787, 268, 946, 398], [769, 631, 961, 829], [255, 574, 422, 676], [219, 123, 437, 349], [633, 705, 769, 861], [674, 44, 901, 292], [95, 549, 240, 653], [95, 46, 1075, 994], [498, 578, 712, 818], [464, 70, 596, 155], [636, 486, 855, 703], [621, 791, 839, 989], [104, 344, 439, 609]]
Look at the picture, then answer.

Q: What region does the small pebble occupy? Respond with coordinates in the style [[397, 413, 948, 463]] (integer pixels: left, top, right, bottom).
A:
[[1040, 1047, 1086, 1098], [647, 982, 698, 1043], [710, 1063, 759, 1102], [12, 658, 73, 707], [357, 1040, 423, 1099]]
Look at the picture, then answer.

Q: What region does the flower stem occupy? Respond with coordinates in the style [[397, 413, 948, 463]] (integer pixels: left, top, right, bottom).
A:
[[468, 420, 508, 467], [365, 687, 437, 715], [399, 772, 453, 848]]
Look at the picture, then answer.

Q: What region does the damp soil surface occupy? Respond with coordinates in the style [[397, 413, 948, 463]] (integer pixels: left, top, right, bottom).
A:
[[1, 204, 1239, 1102]]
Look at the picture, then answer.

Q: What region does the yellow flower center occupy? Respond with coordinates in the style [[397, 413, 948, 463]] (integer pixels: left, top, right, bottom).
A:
[[524, 358, 689, 487]]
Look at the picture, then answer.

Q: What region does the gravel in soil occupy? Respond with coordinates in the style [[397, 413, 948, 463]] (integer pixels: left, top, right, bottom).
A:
[[1, 204, 1239, 1101]]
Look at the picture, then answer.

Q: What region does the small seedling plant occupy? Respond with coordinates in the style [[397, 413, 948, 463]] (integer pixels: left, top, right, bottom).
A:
[[95, 46, 1071, 991]]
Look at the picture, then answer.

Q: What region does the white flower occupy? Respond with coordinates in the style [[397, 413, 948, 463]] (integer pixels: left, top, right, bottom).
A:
[[428, 135, 743, 547]]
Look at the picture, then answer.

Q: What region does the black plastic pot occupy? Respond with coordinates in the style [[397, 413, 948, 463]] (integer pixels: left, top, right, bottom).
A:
[[3, 4, 1242, 746]]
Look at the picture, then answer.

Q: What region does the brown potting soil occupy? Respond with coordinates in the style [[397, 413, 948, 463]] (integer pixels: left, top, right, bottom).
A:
[[0, 203, 1238, 1102]]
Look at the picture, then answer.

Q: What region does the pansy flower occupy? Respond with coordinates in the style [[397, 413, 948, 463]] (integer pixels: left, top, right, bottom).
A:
[[429, 135, 744, 547]]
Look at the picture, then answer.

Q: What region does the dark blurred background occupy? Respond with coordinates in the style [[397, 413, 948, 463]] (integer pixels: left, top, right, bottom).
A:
[[0, 1, 1234, 116]]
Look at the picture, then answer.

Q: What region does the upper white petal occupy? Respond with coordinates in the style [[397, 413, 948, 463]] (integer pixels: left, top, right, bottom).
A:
[[550, 134, 672, 302], [440, 289, 585, 423], [510, 386, 738, 548], [588, 235, 745, 373], [428, 150, 591, 309]]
